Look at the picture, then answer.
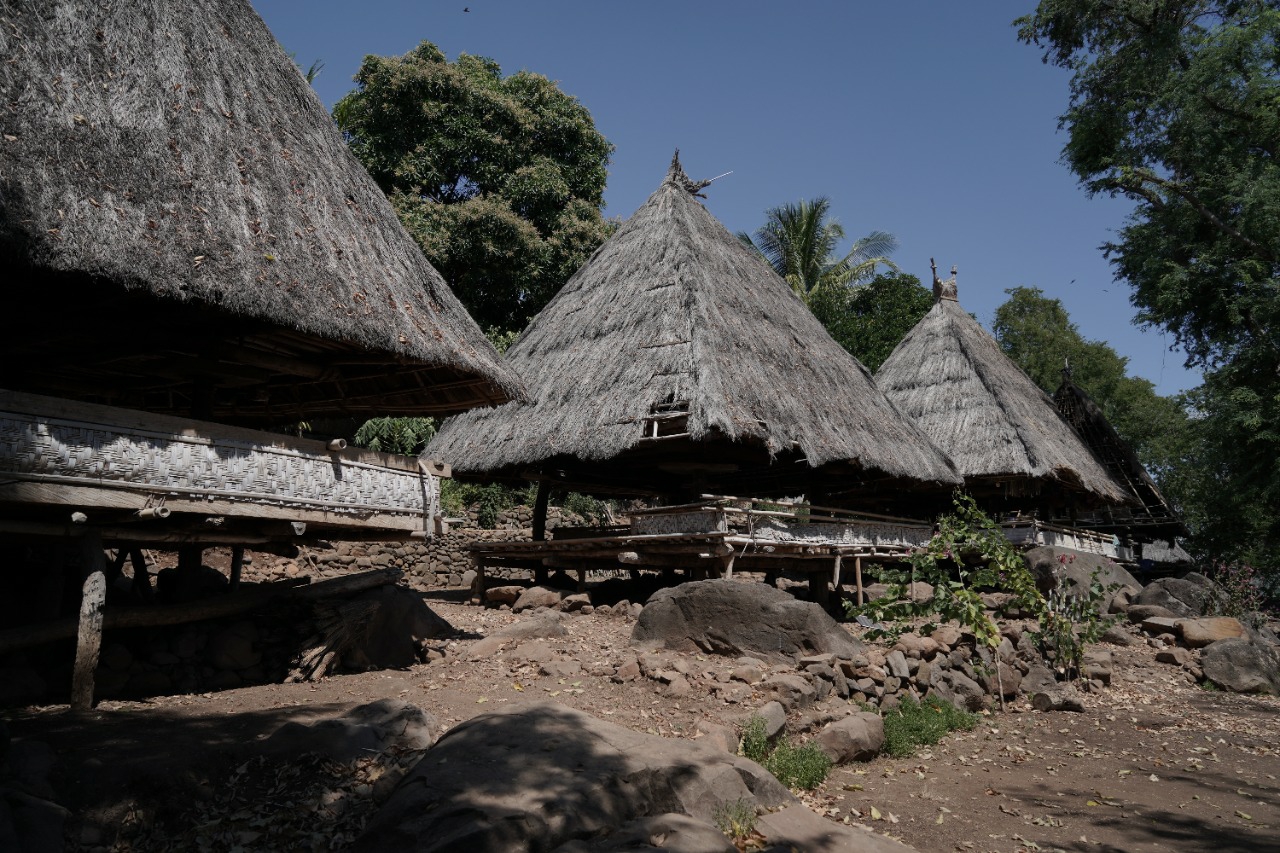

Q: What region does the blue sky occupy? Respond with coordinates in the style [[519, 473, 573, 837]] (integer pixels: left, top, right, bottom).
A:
[[253, 0, 1198, 396]]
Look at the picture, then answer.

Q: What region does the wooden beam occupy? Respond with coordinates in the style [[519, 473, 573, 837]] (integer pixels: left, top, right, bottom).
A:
[[71, 534, 107, 711]]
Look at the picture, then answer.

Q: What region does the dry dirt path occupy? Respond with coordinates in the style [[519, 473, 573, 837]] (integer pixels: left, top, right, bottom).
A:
[[8, 591, 1279, 852]]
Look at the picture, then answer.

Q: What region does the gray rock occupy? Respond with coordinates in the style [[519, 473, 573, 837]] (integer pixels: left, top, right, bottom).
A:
[[1021, 664, 1058, 695], [1179, 616, 1245, 648], [1100, 624, 1134, 646], [1031, 691, 1085, 712], [1202, 638, 1280, 694], [1133, 573, 1217, 618], [885, 650, 911, 679], [928, 667, 985, 712], [631, 579, 863, 663], [494, 611, 569, 642], [261, 699, 436, 763], [356, 702, 796, 853], [1025, 547, 1140, 612], [815, 712, 884, 763], [552, 813, 735, 853], [756, 804, 915, 853], [759, 674, 817, 711], [485, 585, 523, 606], [756, 701, 787, 739], [514, 586, 567, 613], [1127, 603, 1179, 623], [1156, 647, 1191, 667], [1082, 649, 1113, 686]]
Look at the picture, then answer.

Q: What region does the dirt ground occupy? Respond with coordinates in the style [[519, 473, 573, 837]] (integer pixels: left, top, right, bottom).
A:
[[7, 583, 1279, 853]]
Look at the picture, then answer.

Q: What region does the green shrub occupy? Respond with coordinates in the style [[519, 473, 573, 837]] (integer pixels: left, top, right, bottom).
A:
[[882, 696, 978, 758], [561, 491, 609, 523], [737, 715, 830, 790], [765, 741, 832, 790], [352, 417, 436, 456], [712, 797, 757, 842], [739, 715, 770, 763]]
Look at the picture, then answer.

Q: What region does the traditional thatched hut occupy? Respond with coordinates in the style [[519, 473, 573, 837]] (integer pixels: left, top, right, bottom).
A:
[[1053, 369, 1187, 541], [0, 0, 522, 422], [875, 263, 1130, 514], [427, 155, 960, 504]]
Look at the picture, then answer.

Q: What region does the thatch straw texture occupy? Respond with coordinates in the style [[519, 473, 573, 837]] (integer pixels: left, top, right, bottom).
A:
[[1054, 377, 1187, 539], [876, 290, 1130, 505], [0, 0, 522, 421], [427, 157, 960, 498]]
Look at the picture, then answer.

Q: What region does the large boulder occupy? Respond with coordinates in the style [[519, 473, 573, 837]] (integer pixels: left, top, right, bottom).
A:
[[260, 699, 437, 763], [815, 712, 885, 763], [1178, 616, 1245, 648], [356, 702, 796, 853], [1201, 638, 1280, 694], [340, 586, 454, 670], [631, 580, 862, 663], [1133, 573, 1217, 618], [1024, 547, 1140, 612]]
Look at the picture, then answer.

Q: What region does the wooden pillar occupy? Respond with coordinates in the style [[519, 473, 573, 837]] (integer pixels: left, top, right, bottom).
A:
[[808, 570, 830, 609], [473, 559, 488, 605], [228, 546, 244, 592], [532, 480, 551, 541], [128, 549, 153, 601], [854, 556, 864, 607], [721, 553, 736, 580], [71, 533, 107, 711], [576, 566, 586, 593]]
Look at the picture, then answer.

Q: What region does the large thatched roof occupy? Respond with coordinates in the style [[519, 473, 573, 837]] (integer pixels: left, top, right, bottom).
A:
[[427, 155, 960, 500], [875, 266, 1130, 507], [1053, 373, 1188, 540], [0, 0, 523, 424]]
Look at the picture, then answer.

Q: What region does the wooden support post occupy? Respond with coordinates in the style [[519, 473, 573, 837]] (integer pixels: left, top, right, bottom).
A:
[[808, 570, 829, 609], [722, 552, 736, 580], [532, 480, 551, 542], [473, 559, 488, 605], [71, 534, 107, 711], [535, 564, 549, 585], [228, 546, 244, 592], [691, 565, 707, 582], [662, 566, 676, 585], [128, 549, 153, 601], [106, 548, 128, 583], [854, 556, 864, 607], [832, 553, 842, 590], [576, 567, 586, 593]]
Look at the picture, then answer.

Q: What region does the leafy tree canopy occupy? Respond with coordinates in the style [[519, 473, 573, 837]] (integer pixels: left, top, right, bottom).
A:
[[813, 272, 933, 372], [1017, 1, 1280, 573], [992, 286, 1188, 478], [335, 42, 614, 331], [738, 197, 899, 304]]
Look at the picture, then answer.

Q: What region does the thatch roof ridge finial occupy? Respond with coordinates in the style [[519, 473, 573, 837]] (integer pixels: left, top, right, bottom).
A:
[[1062, 357, 1073, 384], [667, 149, 713, 198], [931, 258, 959, 302]]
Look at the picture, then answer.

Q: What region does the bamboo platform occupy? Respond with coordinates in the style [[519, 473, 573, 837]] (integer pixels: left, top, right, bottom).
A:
[[0, 389, 445, 545]]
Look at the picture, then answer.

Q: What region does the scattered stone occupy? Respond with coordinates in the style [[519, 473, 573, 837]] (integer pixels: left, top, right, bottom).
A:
[[1133, 573, 1216, 618], [1082, 649, 1113, 686], [885, 650, 911, 679], [1100, 624, 1134, 646], [755, 701, 787, 739], [1178, 616, 1245, 648], [695, 723, 737, 754], [1127, 604, 1179, 623], [1201, 638, 1280, 694], [540, 660, 582, 678], [1140, 616, 1182, 636], [513, 586, 567, 613], [815, 712, 884, 763], [493, 611, 569, 642], [928, 667, 985, 712], [261, 700, 436, 763], [759, 675, 817, 711], [611, 660, 640, 683], [1031, 691, 1085, 712], [485, 585, 523, 606], [631, 579, 863, 663], [756, 804, 915, 853], [930, 625, 962, 649], [1156, 647, 1191, 667]]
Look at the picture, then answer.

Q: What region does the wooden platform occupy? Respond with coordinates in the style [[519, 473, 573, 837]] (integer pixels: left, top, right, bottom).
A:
[[0, 389, 445, 546]]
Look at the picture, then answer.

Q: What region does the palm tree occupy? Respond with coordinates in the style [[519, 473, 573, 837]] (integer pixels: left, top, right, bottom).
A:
[[738, 197, 899, 305]]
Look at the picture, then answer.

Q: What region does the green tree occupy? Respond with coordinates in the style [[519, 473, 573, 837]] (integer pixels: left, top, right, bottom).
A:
[[992, 286, 1189, 477], [812, 272, 933, 372], [1017, 1, 1280, 571], [334, 42, 613, 331], [738, 197, 899, 305]]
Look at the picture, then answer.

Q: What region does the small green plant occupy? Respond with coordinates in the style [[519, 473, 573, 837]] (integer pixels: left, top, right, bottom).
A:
[[440, 480, 524, 528], [1028, 567, 1117, 681], [712, 797, 757, 843], [848, 492, 1046, 652], [739, 715, 770, 763], [764, 741, 832, 791], [882, 695, 978, 758], [561, 491, 609, 524], [737, 715, 831, 791]]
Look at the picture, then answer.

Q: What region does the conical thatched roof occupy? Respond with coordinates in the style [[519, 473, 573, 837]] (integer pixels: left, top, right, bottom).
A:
[[427, 155, 960, 499], [875, 265, 1130, 507], [1053, 372, 1188, 540], [0, 0, 523, 424]]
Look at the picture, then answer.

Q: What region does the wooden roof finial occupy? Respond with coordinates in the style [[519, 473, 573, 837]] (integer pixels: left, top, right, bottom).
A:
[[931, 258, 958, 302]]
